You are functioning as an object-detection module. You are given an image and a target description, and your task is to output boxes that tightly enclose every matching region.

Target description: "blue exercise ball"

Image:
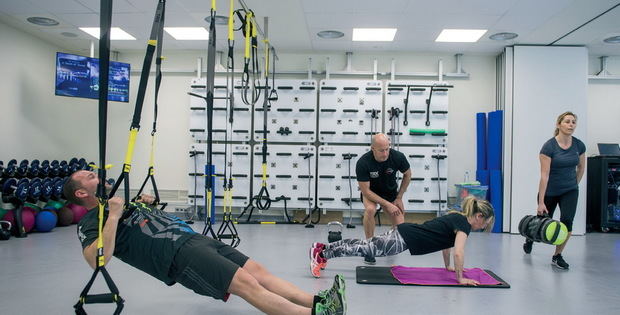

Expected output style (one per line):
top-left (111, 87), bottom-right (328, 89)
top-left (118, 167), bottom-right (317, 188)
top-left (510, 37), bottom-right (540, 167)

top-left (35, 210), bottom-right (57, 232)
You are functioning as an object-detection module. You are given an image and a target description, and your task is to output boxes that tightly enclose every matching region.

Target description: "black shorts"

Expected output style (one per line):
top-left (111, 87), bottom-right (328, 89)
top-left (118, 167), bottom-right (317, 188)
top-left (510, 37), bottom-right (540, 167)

top-left (360, 190), bottom-right (398, 204)
top-left (169, 234), bottom-right (249, 301)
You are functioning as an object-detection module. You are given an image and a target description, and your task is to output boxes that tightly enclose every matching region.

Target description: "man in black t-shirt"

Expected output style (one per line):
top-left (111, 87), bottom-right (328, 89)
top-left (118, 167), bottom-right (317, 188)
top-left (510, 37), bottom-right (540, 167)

top-left (356, 133), bottom-right (411, 242)
top-left (65, 170), bottom-right (345, 315)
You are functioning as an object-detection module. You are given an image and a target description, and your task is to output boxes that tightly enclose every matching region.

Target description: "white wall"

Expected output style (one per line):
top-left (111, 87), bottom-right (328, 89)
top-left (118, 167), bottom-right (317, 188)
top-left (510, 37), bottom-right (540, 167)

top-left (506, 46), bottom-right (588, 235)
top-left (2, 20), bottom-right (618, 209)
top-left (118, 49), bottom-right (497, 193)
top-left (587, 56), bottom-right (620, 152)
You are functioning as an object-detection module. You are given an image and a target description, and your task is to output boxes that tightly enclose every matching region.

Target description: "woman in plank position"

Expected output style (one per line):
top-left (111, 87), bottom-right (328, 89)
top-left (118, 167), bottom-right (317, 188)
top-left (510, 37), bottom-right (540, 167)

top-left (310, 196), bottom-right (494, 286)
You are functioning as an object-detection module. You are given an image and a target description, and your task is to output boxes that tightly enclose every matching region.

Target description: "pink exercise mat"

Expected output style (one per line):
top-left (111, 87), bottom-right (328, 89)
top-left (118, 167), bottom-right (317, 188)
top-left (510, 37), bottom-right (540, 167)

top-left (390, 265), bottom-right (501, 285)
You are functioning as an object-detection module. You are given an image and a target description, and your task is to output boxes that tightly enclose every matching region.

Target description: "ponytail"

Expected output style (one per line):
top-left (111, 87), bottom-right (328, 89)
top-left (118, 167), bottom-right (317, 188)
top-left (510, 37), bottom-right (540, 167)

top-left (450, 196), bottom-right (495, 232)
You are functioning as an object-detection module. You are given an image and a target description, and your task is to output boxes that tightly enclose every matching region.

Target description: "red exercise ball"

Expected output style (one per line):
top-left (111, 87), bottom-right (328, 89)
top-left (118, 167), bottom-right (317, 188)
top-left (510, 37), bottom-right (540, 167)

top-left (2, 208), bottom-right (36, 233)
top-left (57, 206), bottom-right (74, 226)
top-left (67, 204), bottom-right (88, 224)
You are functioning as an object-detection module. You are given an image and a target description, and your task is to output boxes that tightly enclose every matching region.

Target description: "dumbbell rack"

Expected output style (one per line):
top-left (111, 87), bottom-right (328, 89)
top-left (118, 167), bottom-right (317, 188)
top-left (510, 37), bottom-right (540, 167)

top-left (0, 157), bottom-right (93, 237)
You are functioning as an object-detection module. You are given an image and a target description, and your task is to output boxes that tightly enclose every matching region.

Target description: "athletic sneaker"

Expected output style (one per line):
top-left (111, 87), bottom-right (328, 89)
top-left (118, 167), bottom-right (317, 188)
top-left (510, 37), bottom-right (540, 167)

top-left (319, 275), bottom-right (346, 315)
top-left (310, 245), bottom-right (327, 278)
top-left (315, 295), bottom-right (345, 315)
top-left (363, 255), bottom-right (376, 265)
top-left (313, 242), bottom-right (328, 270)
top-left (552, 254), bottom-right (569, 270)
top-left (318, 274), bottom-right (347, 306)
top-left (523, 239), bottom-right (533, 254)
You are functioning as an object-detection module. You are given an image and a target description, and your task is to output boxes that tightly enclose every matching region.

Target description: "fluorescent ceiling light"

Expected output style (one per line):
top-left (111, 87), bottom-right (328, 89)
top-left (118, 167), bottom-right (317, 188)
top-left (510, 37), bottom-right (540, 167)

top-left (79, 27), bottom-right (136, 40)
top-left (436, 29), bottom-right (487, 42)
top-left (352, 28), bottom-right (397, 41)
top-left (164, 27), bottom-right (209, 40)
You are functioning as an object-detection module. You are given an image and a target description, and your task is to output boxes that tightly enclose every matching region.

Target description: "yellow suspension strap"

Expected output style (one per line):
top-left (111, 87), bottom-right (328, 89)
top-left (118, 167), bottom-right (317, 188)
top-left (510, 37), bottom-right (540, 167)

top-left (238, 10), bottom-right (261, 105)
top-left (134, 0), bottom-right (167, 211)
top-left (216, 0), bottom-right (240, 247)
top-left (109, 0), bottom-right (167, 216)
top-left (74, 1), bottom-right (123, 314)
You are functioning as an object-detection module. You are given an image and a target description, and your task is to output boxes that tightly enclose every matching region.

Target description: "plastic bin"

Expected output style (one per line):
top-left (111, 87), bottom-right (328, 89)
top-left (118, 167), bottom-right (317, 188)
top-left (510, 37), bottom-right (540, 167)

top-left (453, 184), bottom-right (488, 210)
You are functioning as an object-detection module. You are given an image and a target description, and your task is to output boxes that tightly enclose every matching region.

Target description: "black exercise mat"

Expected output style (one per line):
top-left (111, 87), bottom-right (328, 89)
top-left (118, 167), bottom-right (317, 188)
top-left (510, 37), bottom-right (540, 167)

top-left (356, 266), bottom-right (510, 288)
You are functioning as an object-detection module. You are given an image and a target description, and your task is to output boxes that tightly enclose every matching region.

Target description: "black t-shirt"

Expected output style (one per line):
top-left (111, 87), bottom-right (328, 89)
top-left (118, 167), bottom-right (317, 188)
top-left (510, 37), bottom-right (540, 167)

top-left (77, 202), bottom-right (196, 285)
top-left (397, 213), bottom-right (471, 255)
top-left (355, 149), bottom-right (410, 198)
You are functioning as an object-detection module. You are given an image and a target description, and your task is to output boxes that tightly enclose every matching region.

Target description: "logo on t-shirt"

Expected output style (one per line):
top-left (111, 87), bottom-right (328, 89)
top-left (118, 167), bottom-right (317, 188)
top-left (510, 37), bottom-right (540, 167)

top-left (77, 225), bottom-right (86, 243)
top-left (370, 171), bottom-right (379, 178)
top-left (385, 168), bottom-right (394, 175)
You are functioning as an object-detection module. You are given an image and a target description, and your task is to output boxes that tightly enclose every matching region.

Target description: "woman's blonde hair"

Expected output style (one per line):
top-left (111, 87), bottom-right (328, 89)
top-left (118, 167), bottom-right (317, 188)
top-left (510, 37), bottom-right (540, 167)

top-left (450, 196), bottom-right (495, 232)
top-left (554, 111), bottom-right (577, 136)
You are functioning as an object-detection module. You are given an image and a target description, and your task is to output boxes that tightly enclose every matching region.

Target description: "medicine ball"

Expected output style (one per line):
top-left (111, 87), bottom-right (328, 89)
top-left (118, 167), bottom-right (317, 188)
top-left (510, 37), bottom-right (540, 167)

top-left (57, 206), bottom-right (74, 226)
top-left (35, 210), bottom-right (57, 232)
top-left (67, 204), bottom-right (88, 224)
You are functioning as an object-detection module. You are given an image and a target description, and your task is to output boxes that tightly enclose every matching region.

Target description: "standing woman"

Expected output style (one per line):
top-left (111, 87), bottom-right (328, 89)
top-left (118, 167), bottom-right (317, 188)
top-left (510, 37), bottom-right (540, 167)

top-left (524, 111), bottom-right (586, 270)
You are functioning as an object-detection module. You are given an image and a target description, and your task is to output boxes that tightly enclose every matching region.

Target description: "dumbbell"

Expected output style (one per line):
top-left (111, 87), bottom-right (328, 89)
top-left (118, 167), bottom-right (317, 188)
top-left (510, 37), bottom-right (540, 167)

top-left (2, 159), bottom-right (17, 178)
top-left (40, 178), bottom-right (54, 201)
top-left (77, 158), bottom-right (88, 170)
top-left (52, 177), bottom-right (66, 200)
top-left (26, 178), bottom-right (42, 202)
top-left (49, 160), bottom-right (60, 176)
top-left (16, 160), bottom-right (29, 178)
top-left (58, 161), bottom-right (69, 176)
top-left (27, 159), bottom-right (40, 178)
top-left (1, 178), bottom-right (30, 202)
top-left (39, 160), bottom-right (50, 177)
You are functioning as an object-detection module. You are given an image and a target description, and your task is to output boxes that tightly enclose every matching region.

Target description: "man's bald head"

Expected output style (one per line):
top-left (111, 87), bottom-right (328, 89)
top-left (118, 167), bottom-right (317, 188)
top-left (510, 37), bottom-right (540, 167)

top-left (370, 133), bottom-right (390, 162)
top-left (371, 133), bottom-right (390, 148)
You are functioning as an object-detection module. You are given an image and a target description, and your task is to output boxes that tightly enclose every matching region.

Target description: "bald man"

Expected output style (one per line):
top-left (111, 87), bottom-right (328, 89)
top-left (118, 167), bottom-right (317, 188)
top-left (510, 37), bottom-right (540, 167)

top-left (356, 133), bottom-right (411, 264)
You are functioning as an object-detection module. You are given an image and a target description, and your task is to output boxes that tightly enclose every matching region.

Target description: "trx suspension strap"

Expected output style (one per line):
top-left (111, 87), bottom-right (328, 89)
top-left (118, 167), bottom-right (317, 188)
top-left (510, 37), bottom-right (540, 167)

top-left (216, 0), bottom-right (240, 247)
top-left (109, 0), bottom-right (167, 215)
top-left (190, 0), bottom-right (218, 238)
top-left (135, 0), bottom-right (167, 210)
top-left (237, 18), bottom-right (292, 224)
top-left (256, 21), bottom-right (272, 211)
top-left (74, 0), bottom-right (124, 313)
top-left (238, 9), bottom-right (261, 105)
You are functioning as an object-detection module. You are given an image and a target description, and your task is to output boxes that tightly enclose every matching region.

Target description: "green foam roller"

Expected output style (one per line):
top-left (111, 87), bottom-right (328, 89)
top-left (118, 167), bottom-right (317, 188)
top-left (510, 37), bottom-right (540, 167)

top-left (409, 128), bottom-right (446, 134)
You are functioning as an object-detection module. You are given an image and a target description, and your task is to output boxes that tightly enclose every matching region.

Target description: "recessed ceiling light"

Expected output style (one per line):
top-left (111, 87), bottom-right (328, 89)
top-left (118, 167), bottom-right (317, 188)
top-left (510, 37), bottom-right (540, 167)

top-left (27, 17), bottom-right (59, 26)
top-left (603, 35), bottom-right (620, 44)
top-left (164, 27), bottom-right (209, 40)
top-left (79, 27), bottom-right (136, 40)
top-left (436, 29), bottom-right (487, 42)
top-left (317, 30), bottom-right (344, 39)
top-left (352, 28), bottom-right (397, 41)
top-left (61, 32), bottom-right (78, 38)
top-left (204, 15), bottom-right (229, 25)
top-left (489, 32), bottom-right (518, 41)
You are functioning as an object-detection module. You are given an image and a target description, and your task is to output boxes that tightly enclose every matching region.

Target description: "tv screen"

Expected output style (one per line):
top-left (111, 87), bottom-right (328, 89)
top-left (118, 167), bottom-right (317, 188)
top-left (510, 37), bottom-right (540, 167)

top-left (55, 52), bottom-right (130, 102)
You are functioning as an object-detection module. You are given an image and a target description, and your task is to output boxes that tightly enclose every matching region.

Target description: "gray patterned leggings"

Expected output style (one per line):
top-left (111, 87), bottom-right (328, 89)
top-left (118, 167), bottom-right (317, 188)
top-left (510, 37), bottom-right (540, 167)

top-left (322, 228), bottom-right (408, 259)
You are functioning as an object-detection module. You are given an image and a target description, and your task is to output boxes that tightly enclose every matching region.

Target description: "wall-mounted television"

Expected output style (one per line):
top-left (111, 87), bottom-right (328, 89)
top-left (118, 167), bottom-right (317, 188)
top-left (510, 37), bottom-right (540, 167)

top-left (55, 52), bottom-right (130, 102)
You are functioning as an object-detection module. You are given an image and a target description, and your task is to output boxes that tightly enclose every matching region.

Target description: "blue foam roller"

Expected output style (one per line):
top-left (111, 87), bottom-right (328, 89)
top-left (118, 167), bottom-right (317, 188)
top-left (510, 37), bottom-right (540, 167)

top-left (489, 170), bottom-right (503, 233)
top-left (476, 170), bottom-right (490, 186)
top-left (476, 113), bottom-right (487, 170)
top-left (487, 110), bottom-right (503, 170)
top-left (205, 164), bottom-right (216, 224)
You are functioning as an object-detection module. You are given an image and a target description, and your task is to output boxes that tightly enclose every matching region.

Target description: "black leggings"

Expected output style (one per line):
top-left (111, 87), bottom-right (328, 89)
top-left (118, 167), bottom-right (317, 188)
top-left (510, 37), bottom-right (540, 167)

top-left (541, 189), bottom-right (579, 232)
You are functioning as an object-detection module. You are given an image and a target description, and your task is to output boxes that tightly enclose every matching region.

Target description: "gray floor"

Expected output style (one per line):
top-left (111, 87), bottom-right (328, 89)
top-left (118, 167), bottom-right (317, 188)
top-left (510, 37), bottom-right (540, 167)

top-left (1, 222), bottom-right (620, 315)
